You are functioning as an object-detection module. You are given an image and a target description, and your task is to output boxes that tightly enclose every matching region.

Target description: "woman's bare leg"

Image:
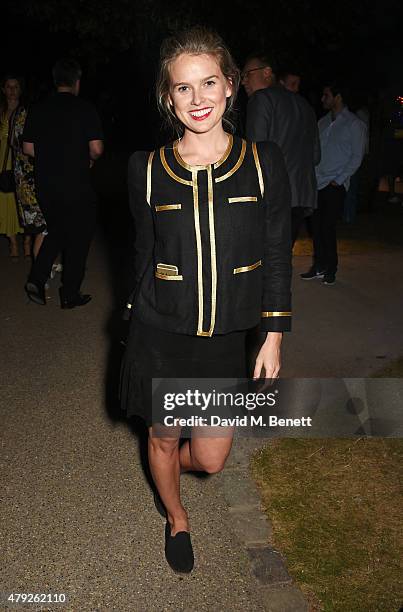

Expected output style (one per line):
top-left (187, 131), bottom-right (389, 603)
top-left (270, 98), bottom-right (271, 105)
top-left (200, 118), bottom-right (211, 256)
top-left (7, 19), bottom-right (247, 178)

top-left (33, 233), bottom-right (45, 259)
top-left (179, 429), bottom-right (234, 474)
top-left (9, 235), bottom-right (18, 257)
top-left (148, 426), bottom-right (189, 535)
top-left (24, 235), bottom-right (32, 257)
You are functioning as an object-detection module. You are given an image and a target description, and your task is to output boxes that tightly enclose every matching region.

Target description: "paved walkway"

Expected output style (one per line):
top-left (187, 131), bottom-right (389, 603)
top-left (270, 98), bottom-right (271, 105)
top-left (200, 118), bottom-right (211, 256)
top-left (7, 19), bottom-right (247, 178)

top-left (1, 206), bottom-right (402, 611)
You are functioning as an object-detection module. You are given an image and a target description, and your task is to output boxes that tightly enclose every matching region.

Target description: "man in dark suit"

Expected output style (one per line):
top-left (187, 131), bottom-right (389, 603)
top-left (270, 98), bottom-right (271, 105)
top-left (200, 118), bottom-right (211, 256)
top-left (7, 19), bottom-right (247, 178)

top-left (279, 70), bottom-right (301, 94)
top-left (243, 53), bottom-right (320, 244)
top-left (23, 59), bottom-right (104, 308)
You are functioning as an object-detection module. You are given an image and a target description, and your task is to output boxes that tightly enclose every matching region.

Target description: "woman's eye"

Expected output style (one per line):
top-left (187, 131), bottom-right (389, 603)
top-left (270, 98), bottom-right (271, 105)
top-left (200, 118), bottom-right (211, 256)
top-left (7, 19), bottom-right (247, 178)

top-left (177, 85), bottom-right (189, 93)
top-left (205, 80), bottom-right (216, 87)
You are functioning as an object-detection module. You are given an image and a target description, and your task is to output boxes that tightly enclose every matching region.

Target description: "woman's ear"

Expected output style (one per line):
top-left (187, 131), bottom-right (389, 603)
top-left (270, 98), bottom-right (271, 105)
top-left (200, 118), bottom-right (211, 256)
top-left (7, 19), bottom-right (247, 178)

top-left (225, 77), bottom-right (233, 99)
top-left (262, 67), bottom-right (273, 83)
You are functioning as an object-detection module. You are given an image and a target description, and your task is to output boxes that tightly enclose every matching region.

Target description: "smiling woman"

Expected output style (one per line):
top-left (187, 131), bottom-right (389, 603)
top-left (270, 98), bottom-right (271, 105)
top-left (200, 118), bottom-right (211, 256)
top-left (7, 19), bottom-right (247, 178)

top-left (156, 27), bottom-right (240, 139)
top-left (167, 53), bottom-right (232, 164)
top-left (120, 26), bottom-right (292, 575)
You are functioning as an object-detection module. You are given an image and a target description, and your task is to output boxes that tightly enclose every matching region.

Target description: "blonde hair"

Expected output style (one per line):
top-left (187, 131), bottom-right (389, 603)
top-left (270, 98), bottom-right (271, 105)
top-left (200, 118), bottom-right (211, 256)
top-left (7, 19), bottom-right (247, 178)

top-left (156, 26), bottom-right (240, 137)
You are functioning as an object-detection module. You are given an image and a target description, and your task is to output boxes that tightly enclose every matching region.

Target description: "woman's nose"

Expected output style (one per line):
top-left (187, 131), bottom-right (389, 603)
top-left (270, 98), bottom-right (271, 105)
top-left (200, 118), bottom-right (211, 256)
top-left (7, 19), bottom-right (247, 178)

top-left (191, 89), bottom-right (202, 106)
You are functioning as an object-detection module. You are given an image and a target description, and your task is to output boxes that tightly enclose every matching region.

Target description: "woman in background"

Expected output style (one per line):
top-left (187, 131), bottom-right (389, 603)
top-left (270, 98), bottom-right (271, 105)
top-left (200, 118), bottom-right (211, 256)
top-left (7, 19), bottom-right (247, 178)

top-left (12, 101), bottom-right (47, 258)
top-left (0, 76), bottom-right (24, 258)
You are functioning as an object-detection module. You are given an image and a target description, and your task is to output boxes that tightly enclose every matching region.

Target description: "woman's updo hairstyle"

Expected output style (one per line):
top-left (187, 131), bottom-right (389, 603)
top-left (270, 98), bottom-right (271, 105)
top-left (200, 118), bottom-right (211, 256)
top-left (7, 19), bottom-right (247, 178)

top-left (156, 26), bottom-right (240, 137)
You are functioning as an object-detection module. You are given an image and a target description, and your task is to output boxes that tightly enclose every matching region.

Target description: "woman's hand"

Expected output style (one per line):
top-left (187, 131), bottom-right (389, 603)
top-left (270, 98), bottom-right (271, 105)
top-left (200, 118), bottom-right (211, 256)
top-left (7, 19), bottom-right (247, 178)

top-left (253, 332), bottom-right (282, 380)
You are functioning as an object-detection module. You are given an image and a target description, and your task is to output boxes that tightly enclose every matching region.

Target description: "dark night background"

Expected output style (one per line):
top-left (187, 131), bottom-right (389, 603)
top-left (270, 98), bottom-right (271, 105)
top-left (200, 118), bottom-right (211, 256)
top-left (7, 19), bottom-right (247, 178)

top-left (2, 0), bottom-right (403, 151)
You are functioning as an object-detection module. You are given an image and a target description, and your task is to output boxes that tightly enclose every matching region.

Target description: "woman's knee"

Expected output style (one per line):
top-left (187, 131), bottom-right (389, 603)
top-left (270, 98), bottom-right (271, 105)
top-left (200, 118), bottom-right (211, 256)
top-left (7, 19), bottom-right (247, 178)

top-left (194, 454), bottom-right (227, 474)
top-left (190, 437), bottom-right (233, 474)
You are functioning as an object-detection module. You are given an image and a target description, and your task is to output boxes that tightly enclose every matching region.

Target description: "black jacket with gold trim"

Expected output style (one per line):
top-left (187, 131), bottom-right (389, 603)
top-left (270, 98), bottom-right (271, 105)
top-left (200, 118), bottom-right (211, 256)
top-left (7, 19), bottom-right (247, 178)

top-left (127, 134), bottom-right (292, 337)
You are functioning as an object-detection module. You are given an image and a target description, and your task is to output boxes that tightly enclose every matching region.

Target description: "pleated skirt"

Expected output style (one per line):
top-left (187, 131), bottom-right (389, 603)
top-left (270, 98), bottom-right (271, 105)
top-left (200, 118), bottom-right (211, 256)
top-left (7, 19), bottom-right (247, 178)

top-left (120, 317), bottom-right (248, 427)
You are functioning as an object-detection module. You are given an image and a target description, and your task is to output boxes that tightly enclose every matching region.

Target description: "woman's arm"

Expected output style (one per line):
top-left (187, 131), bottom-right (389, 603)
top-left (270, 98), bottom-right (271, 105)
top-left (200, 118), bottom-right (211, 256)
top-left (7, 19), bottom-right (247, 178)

top-left (126, 151), bottom-right (155, 314)
top-left (254, 141), bottom-right (292, 378)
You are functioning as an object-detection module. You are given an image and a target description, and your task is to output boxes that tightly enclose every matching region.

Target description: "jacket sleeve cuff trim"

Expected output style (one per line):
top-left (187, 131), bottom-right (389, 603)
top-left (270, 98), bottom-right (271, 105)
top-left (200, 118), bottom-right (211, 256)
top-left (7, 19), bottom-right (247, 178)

top-left (261, 311), bottom-right (292, 317)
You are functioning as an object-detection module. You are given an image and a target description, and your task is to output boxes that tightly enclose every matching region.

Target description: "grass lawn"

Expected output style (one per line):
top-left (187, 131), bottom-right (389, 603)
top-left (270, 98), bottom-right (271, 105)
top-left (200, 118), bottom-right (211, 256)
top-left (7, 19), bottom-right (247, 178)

top-left (251, 438), bottom-right (403, 612)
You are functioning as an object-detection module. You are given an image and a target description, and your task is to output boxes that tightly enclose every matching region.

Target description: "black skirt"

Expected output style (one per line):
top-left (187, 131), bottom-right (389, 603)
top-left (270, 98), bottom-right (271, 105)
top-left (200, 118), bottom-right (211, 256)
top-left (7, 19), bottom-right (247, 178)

top-left (120, 317), bottom-right (248, 427)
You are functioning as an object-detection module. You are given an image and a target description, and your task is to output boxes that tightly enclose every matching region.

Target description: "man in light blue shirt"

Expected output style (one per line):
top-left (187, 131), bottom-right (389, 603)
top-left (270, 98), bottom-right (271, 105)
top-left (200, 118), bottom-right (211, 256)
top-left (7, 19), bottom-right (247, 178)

top-left (301, 82), bottom-right (367, 284)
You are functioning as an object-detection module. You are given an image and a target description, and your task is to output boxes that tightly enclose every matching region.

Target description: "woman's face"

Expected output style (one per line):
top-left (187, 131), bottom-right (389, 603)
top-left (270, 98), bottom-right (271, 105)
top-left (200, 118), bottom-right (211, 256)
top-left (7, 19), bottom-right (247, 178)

top-left (3, 79), bottom-right (21, 103)
top-left (168, 53), bottom-right (232, 134)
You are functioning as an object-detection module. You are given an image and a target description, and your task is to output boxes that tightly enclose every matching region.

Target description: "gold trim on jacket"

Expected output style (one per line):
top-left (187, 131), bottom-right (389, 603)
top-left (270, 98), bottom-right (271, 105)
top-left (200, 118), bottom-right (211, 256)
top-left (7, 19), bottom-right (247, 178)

top-left (146, 151), bottom-right (154, 206)
top-left (206, 165), bottom-right (217, 336)
top-left (233, 260), bottom-right (262, 274)
top-left (228, 196), bottom-right (258, 204)
top-left (173, 134), bottom-right (234, 171)
top-left (160, 147), bottom-right (192, 186)
top-left (215, 139), bottom-right (247, 183)
top-left (140, 137), bottom-right (292, 336)
top-left (155, 204), bottom-right (182, 212)
top-left (155, 263), bottom-right (183, 280)
top-left (191, 169), bottom-right (204, 334)
top-left (252, 142), bottom-right (264, 197)
top-left (155, 272), bottom-right (183, 281)
top-left (161, 137), bottom-right (247, 186)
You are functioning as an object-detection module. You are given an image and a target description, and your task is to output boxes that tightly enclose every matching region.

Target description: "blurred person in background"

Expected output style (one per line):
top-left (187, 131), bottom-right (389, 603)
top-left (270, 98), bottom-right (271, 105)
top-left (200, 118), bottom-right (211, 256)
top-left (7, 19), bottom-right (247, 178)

top-left (242, 53), bottom-right (320, 245)
top-left (23, 58), bottom-right (104, 308)
top-left (11, 91), bottom-right (47, 259)
top-left (301, 82), bottom-right (367, 285)
top-left (0, 75), bottom-right (24, 258)
top-left (279, 69), bottom-right (301, 94)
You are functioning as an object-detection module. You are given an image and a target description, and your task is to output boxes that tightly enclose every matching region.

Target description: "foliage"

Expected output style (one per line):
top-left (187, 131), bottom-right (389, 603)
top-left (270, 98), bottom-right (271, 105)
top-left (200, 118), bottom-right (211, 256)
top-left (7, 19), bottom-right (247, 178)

top-left (6, 0), bottom-right (394, 67)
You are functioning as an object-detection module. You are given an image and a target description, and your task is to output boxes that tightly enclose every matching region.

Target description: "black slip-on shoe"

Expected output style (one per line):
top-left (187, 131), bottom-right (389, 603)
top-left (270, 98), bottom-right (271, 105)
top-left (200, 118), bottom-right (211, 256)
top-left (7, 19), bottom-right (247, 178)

top-left (25, 282), bottom-right (46, 305)
top-left (165, 522), bottom-right (194, 573)
top-left (153, 489), bottom-right (167, 519)
top-left (60, 291), bottom-right (92, 309)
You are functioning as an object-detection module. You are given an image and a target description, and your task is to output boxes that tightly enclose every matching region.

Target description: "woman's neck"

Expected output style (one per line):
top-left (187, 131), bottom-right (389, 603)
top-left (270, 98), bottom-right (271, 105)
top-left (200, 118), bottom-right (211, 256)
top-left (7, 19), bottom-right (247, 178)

top-left (178, 125), bottom-right (230, 166)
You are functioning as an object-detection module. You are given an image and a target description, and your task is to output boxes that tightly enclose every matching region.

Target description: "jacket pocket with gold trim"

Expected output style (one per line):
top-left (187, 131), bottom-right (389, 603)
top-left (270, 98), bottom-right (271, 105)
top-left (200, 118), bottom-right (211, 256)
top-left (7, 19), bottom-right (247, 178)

top-left (155, 204), bottom-right (182, 212)
top-left (227, 194), bottom-right (260, 240)
top-left (231, 258), bottom-right (263, 310)
top-left (155, 262), bottom-right (183, 281)
top-left (154, 261), bottom-right (186, 317)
